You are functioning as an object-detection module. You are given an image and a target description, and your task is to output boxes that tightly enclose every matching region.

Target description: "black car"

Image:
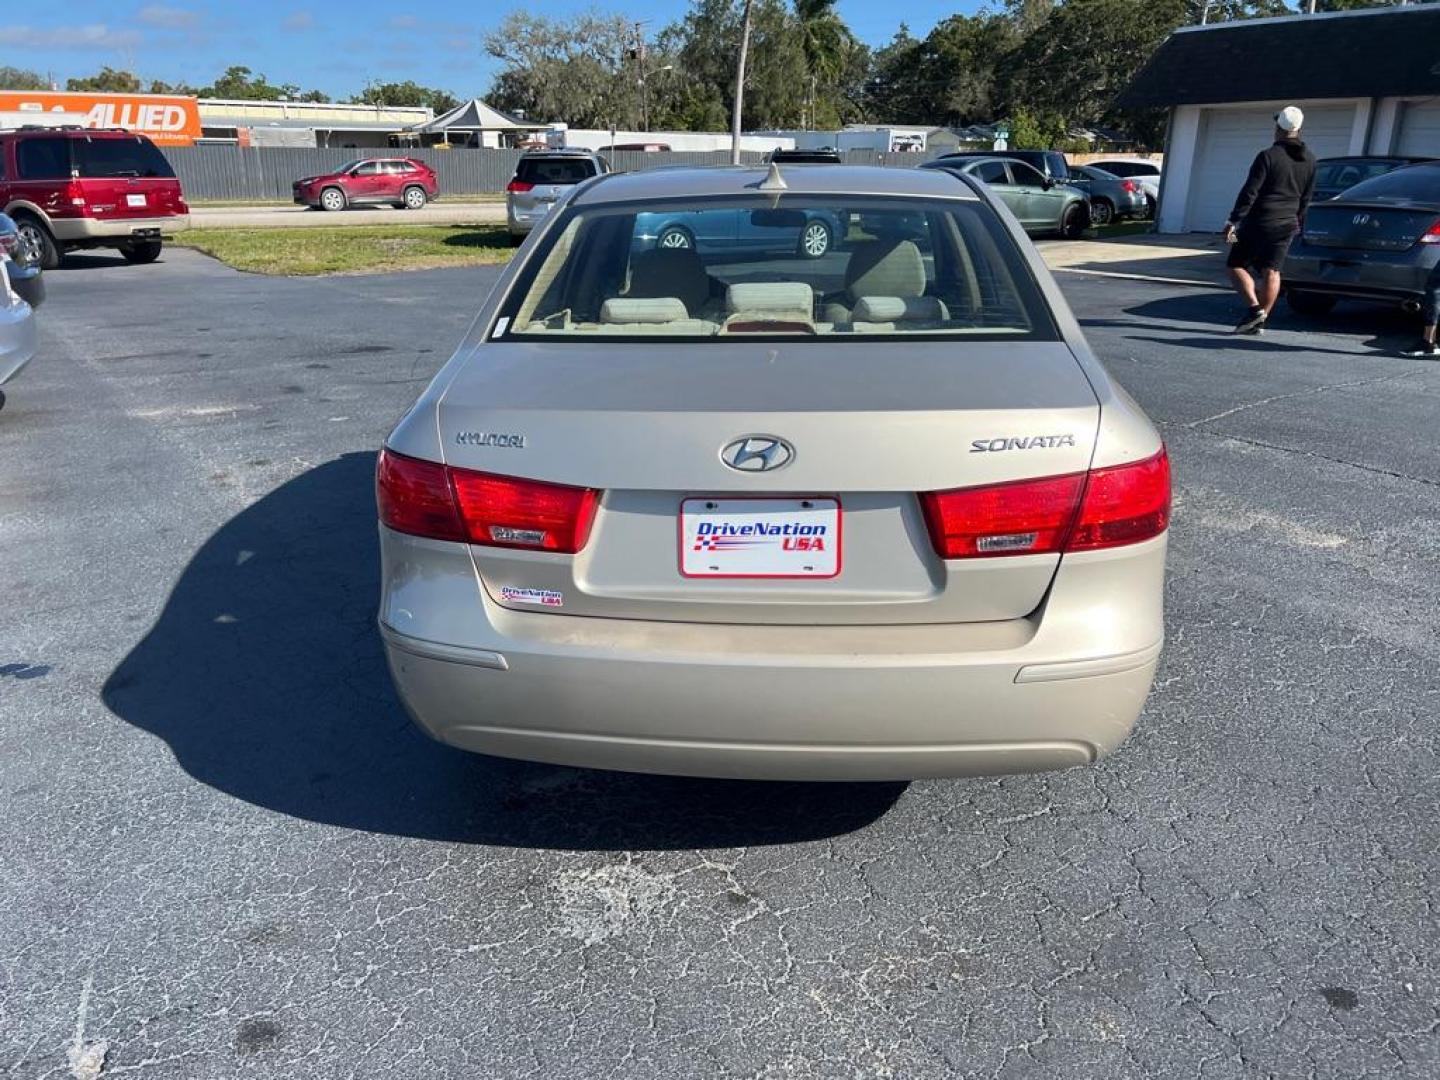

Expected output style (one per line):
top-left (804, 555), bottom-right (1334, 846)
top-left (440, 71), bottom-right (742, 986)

top-left (934, 149), bottom-right (1071, 182)
top-left (768, 148), bottom-right (843, 164)
top-left (1284, 161), bottom-right (1440, 317)
top-left (1313, 155), bottom-right (1436, 202)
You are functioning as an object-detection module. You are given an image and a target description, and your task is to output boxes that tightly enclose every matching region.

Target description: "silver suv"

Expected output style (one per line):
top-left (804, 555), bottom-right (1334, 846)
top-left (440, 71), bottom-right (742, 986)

top-left (505, 150), bottom-right (609, 244)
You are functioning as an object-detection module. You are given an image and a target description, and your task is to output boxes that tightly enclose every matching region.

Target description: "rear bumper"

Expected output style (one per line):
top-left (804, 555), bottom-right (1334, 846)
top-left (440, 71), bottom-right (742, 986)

top-left (1284, 243), bottom-right (1440, 305)
top-left (378, 527), bottom-right (1166, 781)
top-left (50, 214), bottom-right (190, 242)
top-left (506, 203), bottom-right (550, 235)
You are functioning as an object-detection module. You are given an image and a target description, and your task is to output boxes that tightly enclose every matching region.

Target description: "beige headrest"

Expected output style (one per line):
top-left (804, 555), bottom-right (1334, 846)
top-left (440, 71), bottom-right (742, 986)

top-left (600, 297), bottom-right (689, 324)
top-left (845, 241), bottom-right (926, 300)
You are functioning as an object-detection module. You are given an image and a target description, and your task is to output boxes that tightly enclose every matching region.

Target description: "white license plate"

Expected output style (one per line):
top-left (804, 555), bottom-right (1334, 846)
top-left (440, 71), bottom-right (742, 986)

top-left (680, 497), bottom-right (841, 578)
top-left (126, 194), bottom-right (147, 208)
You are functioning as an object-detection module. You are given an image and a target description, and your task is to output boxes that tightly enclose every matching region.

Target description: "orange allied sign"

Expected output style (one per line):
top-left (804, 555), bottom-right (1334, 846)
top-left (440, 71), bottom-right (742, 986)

top-left (0, 90), bottom-right (202, 146)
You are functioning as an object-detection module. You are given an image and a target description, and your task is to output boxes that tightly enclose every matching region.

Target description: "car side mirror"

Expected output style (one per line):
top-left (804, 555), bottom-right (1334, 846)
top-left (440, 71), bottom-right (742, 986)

top-left (1042, 177), bottom-right (1055, 191)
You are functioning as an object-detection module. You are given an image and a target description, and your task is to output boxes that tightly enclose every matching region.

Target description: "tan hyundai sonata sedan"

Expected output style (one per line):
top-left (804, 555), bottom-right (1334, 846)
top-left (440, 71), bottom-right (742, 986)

top-left (377, 164), bottom-right (1169, 781)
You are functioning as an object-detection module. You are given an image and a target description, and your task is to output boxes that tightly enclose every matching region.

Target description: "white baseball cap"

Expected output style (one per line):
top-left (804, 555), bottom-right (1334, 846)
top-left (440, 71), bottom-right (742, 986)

top-left (1274, 106), bottom-right (1305, 133)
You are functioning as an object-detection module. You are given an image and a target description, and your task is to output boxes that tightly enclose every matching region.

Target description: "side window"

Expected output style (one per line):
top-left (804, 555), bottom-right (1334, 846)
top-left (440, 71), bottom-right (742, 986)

top-left (353, 161), bottom-right (381, 176)
top-left (17, 138), bottom-right (71, 180)
top-left (974, 161), bottom-right (1009, 185)
top-left (1010, 162), bottom-right (1047, 188)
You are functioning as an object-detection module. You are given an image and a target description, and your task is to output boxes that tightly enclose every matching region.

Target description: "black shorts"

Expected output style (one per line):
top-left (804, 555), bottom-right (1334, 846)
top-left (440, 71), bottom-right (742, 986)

top-left (1227, 224), bottom-right (1296, 272)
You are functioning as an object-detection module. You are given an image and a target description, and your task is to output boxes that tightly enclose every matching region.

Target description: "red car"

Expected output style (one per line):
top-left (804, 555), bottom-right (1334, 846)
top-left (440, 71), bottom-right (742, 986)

top-left (0, 127), bottom-right (190, 269)
top-left (292, 158), bottom-right (439, 211)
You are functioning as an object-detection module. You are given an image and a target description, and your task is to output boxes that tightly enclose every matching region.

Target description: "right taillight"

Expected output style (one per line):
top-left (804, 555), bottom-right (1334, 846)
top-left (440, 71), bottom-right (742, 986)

top-left (1419, 218), bottom-right (1440, 245)
top-left (920, 448), bottom-right (1170, 560)
top-left (1066, 449), bottom-right (1171, 551)
top-left (506, 180), bottom-right (534, 193)
top-left (376, 448), bottom-right (599, 554)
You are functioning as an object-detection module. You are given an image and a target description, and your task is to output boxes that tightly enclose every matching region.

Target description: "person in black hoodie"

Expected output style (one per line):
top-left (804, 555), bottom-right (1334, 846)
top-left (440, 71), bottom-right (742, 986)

top-left (1222, 106), bottom-right (1317, 335)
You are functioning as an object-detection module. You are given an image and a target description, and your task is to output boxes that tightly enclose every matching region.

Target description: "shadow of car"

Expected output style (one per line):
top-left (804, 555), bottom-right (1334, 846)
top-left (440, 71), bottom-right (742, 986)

top-left (102, 453), bottom-right (906, 850)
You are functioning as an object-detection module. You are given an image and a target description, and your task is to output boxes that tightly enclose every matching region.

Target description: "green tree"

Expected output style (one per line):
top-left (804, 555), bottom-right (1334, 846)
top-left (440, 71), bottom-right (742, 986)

top-left (199, 65), bottom-right (328, 103)
top-left (66, 67), bottom-right (142, 93)
top-left (0, 66), bottom-right (50, 91)
top-left (864, 26), bottom-right (926, 123)
top-left (661, 0), bottom-right (810, 130)
top-left (485, 12), bottom-right (650, 128)
top-left (352, 81), bottom-right (461, 113)
top-left (1001, 0), bottom-right (1188, 140)
top-left (793, 0), bottom-right (862, 125)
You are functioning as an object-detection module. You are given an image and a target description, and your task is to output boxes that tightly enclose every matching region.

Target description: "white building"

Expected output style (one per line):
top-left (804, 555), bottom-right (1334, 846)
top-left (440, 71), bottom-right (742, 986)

top-left (1119, 6), bottom-right (1440, 234)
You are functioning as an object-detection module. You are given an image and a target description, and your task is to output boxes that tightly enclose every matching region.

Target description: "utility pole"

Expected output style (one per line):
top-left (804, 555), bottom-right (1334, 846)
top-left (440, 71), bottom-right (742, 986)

top-left (730, 0), bottom-right (753, 165)
top-left (632, 21), bottom-right (650, 132)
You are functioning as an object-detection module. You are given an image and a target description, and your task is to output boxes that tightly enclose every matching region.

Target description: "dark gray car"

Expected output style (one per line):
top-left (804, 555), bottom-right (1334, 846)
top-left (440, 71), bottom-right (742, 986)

top-left (1284, 162), bottom-right (1440, 317)
top-left (1066, 164), bottom-right (1148, 226)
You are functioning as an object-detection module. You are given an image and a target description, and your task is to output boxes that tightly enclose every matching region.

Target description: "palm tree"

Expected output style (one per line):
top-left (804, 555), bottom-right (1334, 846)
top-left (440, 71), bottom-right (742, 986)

top-left (793, 0), bottom-right (855, 127)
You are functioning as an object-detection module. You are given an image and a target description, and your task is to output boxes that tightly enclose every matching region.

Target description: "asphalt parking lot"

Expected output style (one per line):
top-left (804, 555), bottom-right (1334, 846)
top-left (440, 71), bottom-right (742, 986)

top-left (3, 248), bottom-right (1438, 1079)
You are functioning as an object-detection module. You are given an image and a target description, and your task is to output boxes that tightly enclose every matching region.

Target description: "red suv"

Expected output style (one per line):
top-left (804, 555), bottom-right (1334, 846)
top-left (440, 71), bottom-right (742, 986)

top-left (292, 158), bottom-right (439, 211)
top-left (0, 126), bottom-right (190, 268)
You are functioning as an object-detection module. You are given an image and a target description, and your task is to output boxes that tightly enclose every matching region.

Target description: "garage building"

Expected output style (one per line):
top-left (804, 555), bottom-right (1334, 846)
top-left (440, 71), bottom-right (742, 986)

top-left (1118, 5), bottom-right (1440, 233)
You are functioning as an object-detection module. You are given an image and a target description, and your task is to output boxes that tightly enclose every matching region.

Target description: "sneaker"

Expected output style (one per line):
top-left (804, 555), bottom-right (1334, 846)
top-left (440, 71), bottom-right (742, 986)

top-left (1234, 306), bottom-right (1267, 335)
top-left (1401, 339), bottom-right (1438, 359)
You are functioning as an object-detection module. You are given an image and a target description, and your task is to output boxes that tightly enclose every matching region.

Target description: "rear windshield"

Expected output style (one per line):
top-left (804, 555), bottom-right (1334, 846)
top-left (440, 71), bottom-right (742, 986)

top-left (75, 136), bottom-right (175, 179)
top-left (1096, 162), bottom-right (1159, 178)
top-left (1315, 159), bottom-right (1402, 192)
top-left (497, 196), bottom-right (1054, 341)
top-left (515, 158), bottom-right (597, 185)
top-left (1332, 165), bottom-right (1440, 203)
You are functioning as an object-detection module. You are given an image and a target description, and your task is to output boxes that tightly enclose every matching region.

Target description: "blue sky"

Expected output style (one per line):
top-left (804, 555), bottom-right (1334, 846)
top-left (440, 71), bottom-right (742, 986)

top-left (0, 1), bottom-right (983, 100)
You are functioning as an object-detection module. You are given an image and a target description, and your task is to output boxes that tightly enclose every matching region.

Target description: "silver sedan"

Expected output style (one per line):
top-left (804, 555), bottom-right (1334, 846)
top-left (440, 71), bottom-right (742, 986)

top-left (0, 213), bottom-right (42, 409)
top-left (378, 165), bottom-right (1169, 781)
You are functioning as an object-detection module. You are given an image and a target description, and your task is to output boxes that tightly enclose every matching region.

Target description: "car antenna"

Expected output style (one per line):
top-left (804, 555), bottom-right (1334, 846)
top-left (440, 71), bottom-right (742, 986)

top-left (758, 162), bottom-right (787, 191)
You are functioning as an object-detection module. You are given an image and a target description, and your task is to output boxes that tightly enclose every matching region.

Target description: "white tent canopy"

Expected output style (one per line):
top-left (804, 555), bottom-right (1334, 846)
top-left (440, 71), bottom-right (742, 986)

top-left (408, 99), bottom-right (544, 135)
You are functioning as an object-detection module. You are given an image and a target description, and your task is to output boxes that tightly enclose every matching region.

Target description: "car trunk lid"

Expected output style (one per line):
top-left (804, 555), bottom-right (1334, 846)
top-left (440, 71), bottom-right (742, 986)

top-left (1302, 201), bottom-right (1440, 252)
top-left (436, 340), bottom-right (1101, 625)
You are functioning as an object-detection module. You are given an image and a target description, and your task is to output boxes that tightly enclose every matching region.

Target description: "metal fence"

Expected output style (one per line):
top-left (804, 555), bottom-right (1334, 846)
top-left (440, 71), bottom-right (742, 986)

top-left (158, 145), bottom-right (955, 202)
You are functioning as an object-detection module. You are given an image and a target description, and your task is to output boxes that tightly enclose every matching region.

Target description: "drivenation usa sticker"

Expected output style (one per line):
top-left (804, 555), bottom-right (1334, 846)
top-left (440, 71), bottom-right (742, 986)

top-left (500, 586), bottom-right (564, 608)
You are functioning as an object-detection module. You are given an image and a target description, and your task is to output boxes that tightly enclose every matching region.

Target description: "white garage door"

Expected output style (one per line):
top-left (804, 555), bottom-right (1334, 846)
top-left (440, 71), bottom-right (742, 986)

top-left (1396, 100), bottom-right (1440, 156)
top-left (1183, 105), bottom-right (1355, 232)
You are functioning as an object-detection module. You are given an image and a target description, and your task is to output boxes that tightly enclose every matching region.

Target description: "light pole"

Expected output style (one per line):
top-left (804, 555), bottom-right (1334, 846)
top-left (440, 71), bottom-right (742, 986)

top-left (730, 0), bottom-right (754, 165)
top-left (640, 65), bottom-right (673, 132)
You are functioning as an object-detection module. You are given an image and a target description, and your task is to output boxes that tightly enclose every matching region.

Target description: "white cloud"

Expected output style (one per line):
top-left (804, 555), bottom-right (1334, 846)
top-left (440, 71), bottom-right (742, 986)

top-left (283, 11), bottom-right (314, 30)
top-left (0, 24), bottom-right (143, 49)
top-left (136, 5), bottom-right (198, 29)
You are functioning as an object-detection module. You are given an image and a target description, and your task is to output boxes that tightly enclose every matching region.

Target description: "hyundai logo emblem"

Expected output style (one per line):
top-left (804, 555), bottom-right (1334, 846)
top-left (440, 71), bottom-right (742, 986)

top-left (721, 435), bottom-right (795, 472)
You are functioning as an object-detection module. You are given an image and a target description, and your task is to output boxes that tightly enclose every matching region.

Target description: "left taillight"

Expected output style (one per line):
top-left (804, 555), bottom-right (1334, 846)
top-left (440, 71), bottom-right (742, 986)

top-left (919, 449), bottom-right (1170, 560)
top-left (1122, 179), bottom-right (1140, 194)
top-left (377, 449), bottom-right (466, 542)
top-left (377, 448), bottom-right (599, 554)
top-left (1418, 218), bottom-right (1440, 245)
